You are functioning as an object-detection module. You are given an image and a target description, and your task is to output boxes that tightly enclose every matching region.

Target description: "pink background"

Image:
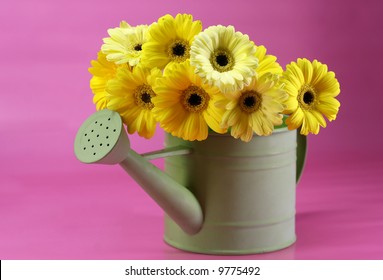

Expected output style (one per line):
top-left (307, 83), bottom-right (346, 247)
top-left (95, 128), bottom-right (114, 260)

top-left (1, 0), bottom-right (383, 259)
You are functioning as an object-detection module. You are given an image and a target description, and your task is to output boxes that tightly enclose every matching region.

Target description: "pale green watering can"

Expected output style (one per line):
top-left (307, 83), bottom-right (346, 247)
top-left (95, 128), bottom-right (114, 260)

top-left (74, 109), bottom-right (307, 254)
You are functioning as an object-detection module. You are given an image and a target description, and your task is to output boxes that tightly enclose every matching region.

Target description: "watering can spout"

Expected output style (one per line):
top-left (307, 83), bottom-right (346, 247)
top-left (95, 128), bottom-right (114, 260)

top-left (120, 149), bottom-right (203, 235)
top-left (74, 109), bottom-right (203, 235)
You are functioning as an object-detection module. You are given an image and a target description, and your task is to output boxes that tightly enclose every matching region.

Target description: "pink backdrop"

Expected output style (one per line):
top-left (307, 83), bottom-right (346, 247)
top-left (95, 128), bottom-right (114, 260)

top-left (1, 0), bottom-right (382, 259)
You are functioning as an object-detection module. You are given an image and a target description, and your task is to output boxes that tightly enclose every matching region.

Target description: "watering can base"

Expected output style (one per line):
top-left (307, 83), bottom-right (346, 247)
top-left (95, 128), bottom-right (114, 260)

top-left (163, 214), bottom-right (296, 255)
top-left (163, 236), bottom-right (296, 255)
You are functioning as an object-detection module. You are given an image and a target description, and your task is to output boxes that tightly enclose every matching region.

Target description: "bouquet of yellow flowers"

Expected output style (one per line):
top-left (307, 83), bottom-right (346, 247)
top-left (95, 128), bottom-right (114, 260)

top-left (89, 13), bottom-right (340, 142)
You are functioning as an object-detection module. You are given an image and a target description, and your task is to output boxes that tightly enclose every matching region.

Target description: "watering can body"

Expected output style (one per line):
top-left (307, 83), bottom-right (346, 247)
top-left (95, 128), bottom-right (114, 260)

top-left (74, 109), bottom-right (306, 255)
top-left (163, 128), bottom-right (298, 254)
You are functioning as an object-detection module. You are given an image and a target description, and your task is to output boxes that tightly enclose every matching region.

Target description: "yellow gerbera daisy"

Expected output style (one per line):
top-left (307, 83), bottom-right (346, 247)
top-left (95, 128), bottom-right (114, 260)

top-left (282, 58), bottom-right (341, 135)
top-left (255, 45), bottom-right (283, 78)
top-left (140, 14), bottom-right (202, 70)
top-left (220, 74), bottom-right (287, 142)
top-left (152, 60), bottom-right (227, 141)
top-left (106, 64), bottom-right (161, 139)
top-left (190, 25), bottom-right (258, 94)
top-left (89, 51), bottom-right (125, 110)
top-left (102, 21), bottom-right (148, 66)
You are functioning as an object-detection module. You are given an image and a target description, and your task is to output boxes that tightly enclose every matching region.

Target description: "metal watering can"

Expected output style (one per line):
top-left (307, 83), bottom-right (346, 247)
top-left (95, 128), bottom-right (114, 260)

top-left (74, 109), bottom-right (307, 254)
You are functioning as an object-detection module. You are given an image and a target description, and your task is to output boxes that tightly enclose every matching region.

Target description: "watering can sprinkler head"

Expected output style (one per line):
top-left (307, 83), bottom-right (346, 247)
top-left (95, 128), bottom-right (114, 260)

top-left (74, 109), bottom-right (130, 165)
top-left (74, 109), bottom-right (203, 235)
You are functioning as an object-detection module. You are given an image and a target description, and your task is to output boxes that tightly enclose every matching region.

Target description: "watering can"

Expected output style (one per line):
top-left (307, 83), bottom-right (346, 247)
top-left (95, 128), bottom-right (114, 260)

top-left (74, 109), bottom-right (307, 254)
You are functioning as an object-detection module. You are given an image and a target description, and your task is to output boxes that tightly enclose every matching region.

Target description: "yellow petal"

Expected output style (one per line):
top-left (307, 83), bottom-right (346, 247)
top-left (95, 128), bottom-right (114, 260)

top-left (204, 110), bottom-right (226, 134)
top-left (286, 107), bottom-right (304, 130)
top-left (316, 98), bottom-right (340, 121)
top-left (297, 58), bottom-right (313, 83)
top-left (240, 126), bottom-right (254, 142)
top-left (282, 96), bottom-right (298, 114)
top-left (302, 111), bottom-right (320, 135)
top-left (286, 62), bottom-right (304, 88)
top-left (310, 110), bottom-right (327, 128)
top-left (315, 71), bottom-right (340, 96)
top-left (310, 60), bottom-right (328, 85)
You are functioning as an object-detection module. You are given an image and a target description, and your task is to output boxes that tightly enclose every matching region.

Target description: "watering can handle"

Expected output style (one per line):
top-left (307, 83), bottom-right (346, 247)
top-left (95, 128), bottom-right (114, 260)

top-left (296, 131), bottom-right (307, 184)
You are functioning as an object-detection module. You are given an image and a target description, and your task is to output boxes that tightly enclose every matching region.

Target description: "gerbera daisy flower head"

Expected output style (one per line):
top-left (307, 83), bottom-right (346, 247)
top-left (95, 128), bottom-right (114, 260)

top-left (89, 51), bottom-right (126, 110)
top-left (101, 21), bottom-right (149, 66)
top-left (254, 45), bottom-right (283, 78)
top-left (140, 14), bottom-right (202, 70)
top-left (106, 64), bottom-right (162, 139)
top-left (282, 58), bottom-right (341, 135)
top-left (152, 60), bottom-right (227, 141)
top-left (220, 74), bottom-right (287, 142)
top-left (190, 25), bottom-right (258, 95)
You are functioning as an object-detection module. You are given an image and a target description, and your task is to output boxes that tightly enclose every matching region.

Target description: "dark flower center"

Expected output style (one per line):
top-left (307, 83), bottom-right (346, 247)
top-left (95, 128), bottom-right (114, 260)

top-left (141, 92), bottom-right (152, 104)
top-left (168, 39), bottom-right (190, 62)
top-left (216, 54), bottom-right (229, 67)
top-left (244, 96), bottom-right (256, 108)
top-left (303, 91), bottom-right (314, 105)
top-left (298, 85), bottom-right (317, 110)
top-left (188, 93), bottom-right (202, 107)
top-left (211, 49), bottom-right (234, 72)
top-left (182, 85), bottom-right (209, 113)
top-left (172, 43), bottom-right (186, 57)
top-left (134, 44), bottom-right (142, 51)
top-left (135, 85), bottom-right (155, 110)
top-left (239, 91), bottom-right (262, 113)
